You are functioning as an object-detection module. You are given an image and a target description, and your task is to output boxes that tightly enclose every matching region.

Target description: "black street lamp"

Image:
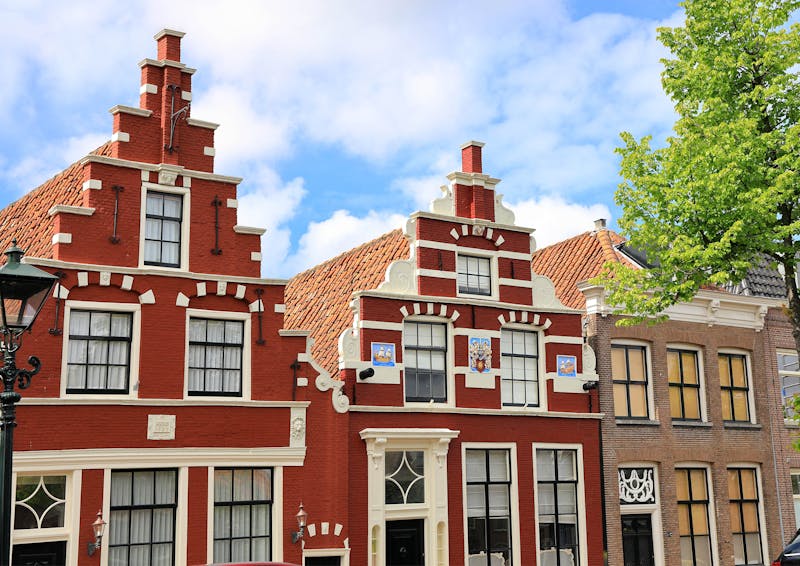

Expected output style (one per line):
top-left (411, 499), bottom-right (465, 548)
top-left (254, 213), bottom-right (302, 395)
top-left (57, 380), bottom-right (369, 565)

top-left (0, 240), bottom-right (57, 563)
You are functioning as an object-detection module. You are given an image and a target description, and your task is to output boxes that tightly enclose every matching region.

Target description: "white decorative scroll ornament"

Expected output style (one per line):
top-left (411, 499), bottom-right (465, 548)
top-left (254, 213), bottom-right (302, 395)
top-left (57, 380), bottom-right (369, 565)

top-left (531, 275), bottom-right (567, 309)
top-left (430, 185), bottom-right (454, 215)
top-left (338, 328), bottom-right (359, 364)
top-left (618, 468), bottom-right (655, 504)
top-left (379, 259), bottom-right (417, 294)
top-left (494, 193), bottom-right (515, 225)
top-left (582, 343), bottom-right (597, 375)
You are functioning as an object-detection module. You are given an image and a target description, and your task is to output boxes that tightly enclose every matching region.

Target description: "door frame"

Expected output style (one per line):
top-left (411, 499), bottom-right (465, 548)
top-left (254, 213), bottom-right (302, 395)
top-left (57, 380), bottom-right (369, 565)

top-left (618, 464), bottom-right (665, 566)
top-left (303, 547), bottom-right (350, 566)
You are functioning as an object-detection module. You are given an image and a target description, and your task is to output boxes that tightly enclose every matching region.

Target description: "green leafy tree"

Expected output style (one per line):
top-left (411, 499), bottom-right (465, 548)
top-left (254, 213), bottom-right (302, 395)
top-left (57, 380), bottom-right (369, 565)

top-left (604, 0), bottom-right (800, 354)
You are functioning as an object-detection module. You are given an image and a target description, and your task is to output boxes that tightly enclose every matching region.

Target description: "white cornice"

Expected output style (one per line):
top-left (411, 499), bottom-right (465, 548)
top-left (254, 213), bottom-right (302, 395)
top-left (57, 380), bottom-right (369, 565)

top-left (23, 257), bottom-right (288, 286)
top-left (137, 58), bottom-right (196, 74)
top-left (359, 428), bottom-right (460, 441)
top-left (352, 289), bottom-right (581, 314)
top-left (187, 117), bottom-right (219, 130)
top-left (109, 105), bottom-right (152, 118)
top-left (578, 281), bottom-right (783, 330)
top-left (14, 446), bottom-right (306, 472)
top-left (234, 225), bottom-right (267, 236)
top-left (352, 406), bottom-right (603, 419)
top-left (48, 205), bottom-right (95, 217)
top-left (80, 155), bottom-right (243, 184)
top-left (20, 398), bottom-right (309, 408)
top-left (410, 211), bottom-right (533, 234)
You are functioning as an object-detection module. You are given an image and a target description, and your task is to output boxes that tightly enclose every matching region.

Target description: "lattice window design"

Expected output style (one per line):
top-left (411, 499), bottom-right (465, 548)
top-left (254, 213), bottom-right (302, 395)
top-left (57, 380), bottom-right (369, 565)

top-left (385, 451), bottom-right (425, 505)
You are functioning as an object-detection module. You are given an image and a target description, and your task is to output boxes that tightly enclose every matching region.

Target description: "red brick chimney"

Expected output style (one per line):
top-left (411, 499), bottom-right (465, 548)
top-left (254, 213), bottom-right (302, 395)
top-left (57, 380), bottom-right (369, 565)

top-left (451, 141), bottom-right (496, 222)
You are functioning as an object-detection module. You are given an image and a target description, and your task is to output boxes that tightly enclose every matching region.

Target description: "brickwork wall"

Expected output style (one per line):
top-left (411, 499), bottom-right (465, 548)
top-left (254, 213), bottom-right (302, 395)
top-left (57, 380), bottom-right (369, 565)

top-left (590, 313), bottom-right (790, 566)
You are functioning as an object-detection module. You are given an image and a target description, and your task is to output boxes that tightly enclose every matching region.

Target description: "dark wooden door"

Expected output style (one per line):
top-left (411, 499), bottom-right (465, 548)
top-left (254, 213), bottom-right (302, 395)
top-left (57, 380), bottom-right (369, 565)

top-left (386, 518), bottom-right (425, 566)
top-left (622, 514), bottom-right (655, 566)
top-left (12, 541), bottom-right (67, 566)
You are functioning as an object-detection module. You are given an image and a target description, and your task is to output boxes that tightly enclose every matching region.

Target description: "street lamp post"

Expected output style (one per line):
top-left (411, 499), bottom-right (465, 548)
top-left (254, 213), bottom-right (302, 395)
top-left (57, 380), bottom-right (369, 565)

top-left (0, 240), bottom-right (57, 564)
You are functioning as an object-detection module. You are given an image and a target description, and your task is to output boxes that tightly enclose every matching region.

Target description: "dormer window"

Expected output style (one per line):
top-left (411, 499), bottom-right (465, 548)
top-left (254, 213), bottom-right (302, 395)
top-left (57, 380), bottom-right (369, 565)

top-left (457, 255), bottom-right (491, 296)
top-left (144, 191), bottom-right (182, 267)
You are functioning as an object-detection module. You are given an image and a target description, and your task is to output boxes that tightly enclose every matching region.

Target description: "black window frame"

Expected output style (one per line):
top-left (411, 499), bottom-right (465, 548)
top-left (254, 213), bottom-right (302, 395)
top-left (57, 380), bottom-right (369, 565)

top-left (65, 309), bottom-right (133, 395)
top-left (677, 467), bottom-right (713, 566)
top-left (611, 344), bottom-right (650, 419)
top-left (500, 329), bottom-right (540, 407)
top-left (536, 448), bottom-right (580, 566)
top-left (213, 467), bottom-right (274, 563)
top-left (719, 352), bottom-right (751, 422)
top-left (144, 191), bottom-right (183, 268)
top-left (187, 317), bottom-right (245, 397)
top-left (466, 449), bottom-right (513, 566)
top-left (403, 321), bottom-right (447, 403)
top-left (457, 254), bottom-right (492, 296)
top-left (728, 467), bottom-right (763, 566)
top-left (109, 469), bottom-right (178, 566)
top-left (667, 348), bottom-right (702, 421)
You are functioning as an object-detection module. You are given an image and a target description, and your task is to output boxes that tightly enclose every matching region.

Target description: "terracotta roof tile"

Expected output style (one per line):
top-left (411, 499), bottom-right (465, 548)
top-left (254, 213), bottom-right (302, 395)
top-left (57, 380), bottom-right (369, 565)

top-left (0, 143), bottom-right (112, 258)
top-left (284, 229), bottom-right (408, 376)
top-left (531, 228), bottom-right (630, 310)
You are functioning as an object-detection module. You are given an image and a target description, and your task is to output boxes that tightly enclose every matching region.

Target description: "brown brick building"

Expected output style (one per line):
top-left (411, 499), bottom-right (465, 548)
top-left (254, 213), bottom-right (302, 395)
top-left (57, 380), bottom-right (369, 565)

top-left (532, 221), bottom-right (793, 566)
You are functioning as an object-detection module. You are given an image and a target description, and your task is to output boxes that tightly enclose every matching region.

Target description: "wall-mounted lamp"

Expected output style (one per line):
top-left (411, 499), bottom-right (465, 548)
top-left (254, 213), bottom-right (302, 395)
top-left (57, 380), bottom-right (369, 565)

top-left (582, 381), bottom-right (598, 391)
top-left (291, 503), bottom-right (308, 543)
top-left (87, 510), bottom-right (107, 556)
top-left (358, 367), bottom-right (375, 380)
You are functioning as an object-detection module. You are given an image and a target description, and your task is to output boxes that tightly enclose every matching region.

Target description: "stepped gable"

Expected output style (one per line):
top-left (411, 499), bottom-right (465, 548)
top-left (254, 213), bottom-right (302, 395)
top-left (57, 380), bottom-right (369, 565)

top-left (284, 229), bottom-right (408, 376)
top-left (0, 142), bottom-right (112, 258)
top-left (531, 224), bottom-right (629, 309)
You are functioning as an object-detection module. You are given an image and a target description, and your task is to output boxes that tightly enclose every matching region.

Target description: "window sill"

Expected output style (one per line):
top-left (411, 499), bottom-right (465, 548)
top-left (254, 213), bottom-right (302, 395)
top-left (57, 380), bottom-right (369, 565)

top-left (615, 418), bottom-right (660, 427)
top-left (723, 421), bottom-right (762, 430)
top-left (673, 421), bottom-right (712, 428)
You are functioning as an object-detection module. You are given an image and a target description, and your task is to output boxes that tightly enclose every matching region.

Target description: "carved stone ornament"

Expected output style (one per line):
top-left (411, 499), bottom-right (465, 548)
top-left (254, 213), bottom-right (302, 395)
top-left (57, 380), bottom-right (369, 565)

top-left (290, 417), bottom-right (306, 442)
top-left (158, 169), bottom-right (179, 186)
top-left (619, 467), bottom-right (655, 505)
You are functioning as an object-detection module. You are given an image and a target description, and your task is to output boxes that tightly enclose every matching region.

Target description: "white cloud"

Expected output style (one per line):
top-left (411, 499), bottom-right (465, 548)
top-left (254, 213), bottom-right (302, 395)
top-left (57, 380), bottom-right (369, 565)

top-left (235, 166), bottom-right (307, 277)
top-left (510, 195), bottom-right (612, 249)
top-left (280, 210), bottom-right (406, 277)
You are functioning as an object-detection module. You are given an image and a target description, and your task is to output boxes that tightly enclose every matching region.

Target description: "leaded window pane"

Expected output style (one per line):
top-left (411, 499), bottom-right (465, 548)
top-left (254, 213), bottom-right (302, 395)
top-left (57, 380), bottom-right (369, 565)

top-left (67, 310), bottom-right (132, 394)
top-left (188, 318), bottom-right (244, 397)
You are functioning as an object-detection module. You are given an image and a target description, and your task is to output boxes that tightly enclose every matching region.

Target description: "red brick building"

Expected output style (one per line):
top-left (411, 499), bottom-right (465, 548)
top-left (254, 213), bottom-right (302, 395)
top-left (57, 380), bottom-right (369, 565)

top-left (532, 221), bottom-right (792, 566)
top-left (285, 142), bottom-right (605, 566)
top-left (1, 30), bottom-right (332, 566)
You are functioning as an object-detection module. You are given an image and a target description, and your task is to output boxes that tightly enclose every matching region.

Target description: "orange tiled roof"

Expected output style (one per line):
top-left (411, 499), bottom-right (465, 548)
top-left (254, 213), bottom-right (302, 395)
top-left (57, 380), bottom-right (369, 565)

top-left (0, 143), bottom-right (112, 258)
top-left (531, 228), bottom-right (630, 310)
top-left (284, 229), bottom-right (408, 376)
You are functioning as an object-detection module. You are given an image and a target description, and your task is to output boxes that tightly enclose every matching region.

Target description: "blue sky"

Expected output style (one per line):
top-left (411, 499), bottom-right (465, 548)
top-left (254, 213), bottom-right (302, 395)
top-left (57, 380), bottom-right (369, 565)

top-left (0, 0), bottom-right (682, 278)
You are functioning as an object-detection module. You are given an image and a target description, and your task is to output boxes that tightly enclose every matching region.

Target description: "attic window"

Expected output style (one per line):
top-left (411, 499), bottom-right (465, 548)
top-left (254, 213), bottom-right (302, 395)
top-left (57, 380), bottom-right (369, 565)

top-left (144, 191), bottom-right (182, 267)
top-left (457, 255), bottom-right (491, 296)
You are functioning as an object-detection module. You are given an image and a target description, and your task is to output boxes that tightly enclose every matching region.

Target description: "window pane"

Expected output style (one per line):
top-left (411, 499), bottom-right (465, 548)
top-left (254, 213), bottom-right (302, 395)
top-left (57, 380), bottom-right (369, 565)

top-left (667, 351), bottom-right (680, 383)
top-left (629, 384), bottom-right (648, 417)
top-left (683, 352), bottom-right (698, 384)
top-left (683, 388), bottom-right (700, 419)
top-left (628, 348), bottom-right (645, 381)
top-left (613, 383), bottom-right (629, 417)
top-left (719, 356), bottom-right (731, 386)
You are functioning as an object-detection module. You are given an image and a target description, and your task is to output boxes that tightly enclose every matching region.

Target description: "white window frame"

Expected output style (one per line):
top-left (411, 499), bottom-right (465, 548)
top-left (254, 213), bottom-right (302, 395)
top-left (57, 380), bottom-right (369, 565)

top-left (777, 350), bottom-right (800, 420)
top-left (206, 466), bottom-right (278, 564)
top-left (402, 317), bottom-right (455, 407)
top-left (139, 183), bottom-right (191, 271)
top-left (727, 463), bottom-right (769, 566)
top-left (674, 462), bottom-right (719, 566)
top-left (532, 442), bottom-right (588, 566)
top-left (500, 324), bottom-right (546, 411)
top-left (102, 465), bottom-right (189, 566)
top-left (184, 308), bottom-right (251, 400)
top-left (717, 348), bottom-right (756, 424)
top-left (461, 442), bottom-right (520, 566)
top-left (456, 252), bottom-right (498, 300)
top-left (361, 428), bottom-right (458, 566)
top-left (617, 463), bottom-right (665, 566)
top-left (666, 343), bottom-right (707, 422)
top-left (60, 301), bottom-right (141, 399)
top-left (11, 470), bottom-right (80, 565)
top-left (610, 339), bottom-right (656, 421)
top-left (791, 469), bottom-right (800, 530)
